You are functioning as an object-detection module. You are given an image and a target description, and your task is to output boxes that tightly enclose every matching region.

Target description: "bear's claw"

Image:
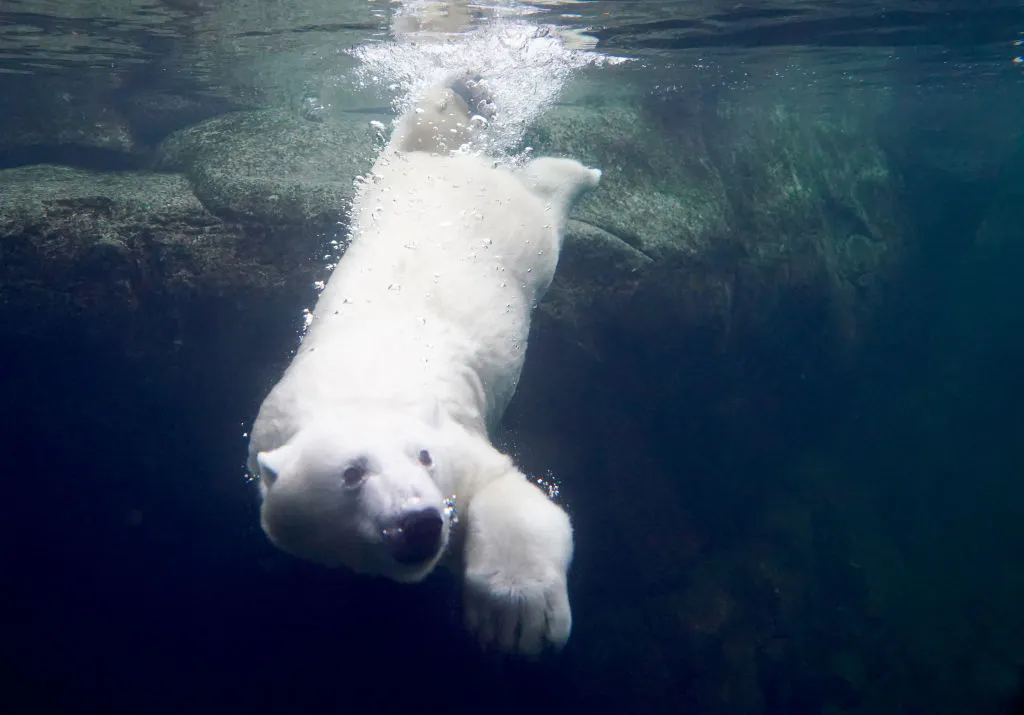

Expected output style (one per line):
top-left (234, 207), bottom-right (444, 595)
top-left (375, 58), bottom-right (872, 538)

top-left (463, 566), bottom-right (571, 656)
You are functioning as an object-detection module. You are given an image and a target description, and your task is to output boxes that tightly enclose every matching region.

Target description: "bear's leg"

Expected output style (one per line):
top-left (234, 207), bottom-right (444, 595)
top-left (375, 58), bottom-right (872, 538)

top-left (389, 75), bottom-right (494, 155)
top-left (461, 471), bottom-right (573, 655)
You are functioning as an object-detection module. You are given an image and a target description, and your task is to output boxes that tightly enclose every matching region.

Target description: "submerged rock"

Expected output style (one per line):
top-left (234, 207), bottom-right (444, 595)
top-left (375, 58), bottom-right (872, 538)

top-left (157, 109), bottom-right (380, 225)
top-left (0, 76), bottom-right (138, 168)
top-left (520, 89), bottom-right (906, 456)
top-left (0, 164), bottom-right (322, 364)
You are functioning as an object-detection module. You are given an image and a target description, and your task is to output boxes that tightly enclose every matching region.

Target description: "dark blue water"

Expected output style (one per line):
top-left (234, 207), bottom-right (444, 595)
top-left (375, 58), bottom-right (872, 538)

top-left (2, 1), bottom-right (1024, 713)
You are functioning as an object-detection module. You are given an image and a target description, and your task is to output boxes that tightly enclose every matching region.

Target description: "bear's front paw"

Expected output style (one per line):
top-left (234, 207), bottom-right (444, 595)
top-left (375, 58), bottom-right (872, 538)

top-left (461, 474), bottom-right (573, 656)
top-left (463, 558), bottom-right (571, 656)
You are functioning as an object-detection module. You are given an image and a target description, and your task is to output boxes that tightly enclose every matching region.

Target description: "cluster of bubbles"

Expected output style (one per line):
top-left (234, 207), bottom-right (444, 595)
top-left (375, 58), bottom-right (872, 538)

top-left (443, 494), bottom-right (460, 525)
top-left (240, 426), bottom-right (258, 483)
top-left (350, 0), bottom-right (626, 159)
top-left (533, 470), bottom-right (562, 500)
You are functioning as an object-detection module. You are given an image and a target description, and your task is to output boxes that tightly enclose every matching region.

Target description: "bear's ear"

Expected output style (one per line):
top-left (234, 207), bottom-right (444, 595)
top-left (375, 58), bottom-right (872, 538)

top-left (257, 446), bottom-right (291, 483)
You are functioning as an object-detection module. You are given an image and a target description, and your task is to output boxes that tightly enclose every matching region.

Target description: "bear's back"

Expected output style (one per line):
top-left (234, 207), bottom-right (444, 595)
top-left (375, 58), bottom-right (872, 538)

top-left (280, 152), bottom-right (556, 439)
top-left (330, 152), bottom-right (561, 314)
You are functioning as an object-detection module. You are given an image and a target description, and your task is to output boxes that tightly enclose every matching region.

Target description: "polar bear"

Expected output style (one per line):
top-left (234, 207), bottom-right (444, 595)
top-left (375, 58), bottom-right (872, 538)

top-left (247, 77), bottom-right (600, 655)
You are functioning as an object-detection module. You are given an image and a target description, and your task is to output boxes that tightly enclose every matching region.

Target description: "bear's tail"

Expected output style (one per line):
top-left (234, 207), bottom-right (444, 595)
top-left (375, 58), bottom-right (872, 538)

top-left (389, 74), bottom-right (495, 155)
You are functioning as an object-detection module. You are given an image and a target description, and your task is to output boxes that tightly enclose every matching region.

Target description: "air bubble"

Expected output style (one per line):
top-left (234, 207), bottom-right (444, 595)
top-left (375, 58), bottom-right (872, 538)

top-left (443, 495), bottom-right (459, 525)
top-left (534, 472), bottom-right (562, 500)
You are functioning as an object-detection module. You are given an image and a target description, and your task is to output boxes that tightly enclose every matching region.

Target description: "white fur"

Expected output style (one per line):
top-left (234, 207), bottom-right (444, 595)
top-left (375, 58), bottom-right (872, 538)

top-left (248, 80), bottom-right (600, 654)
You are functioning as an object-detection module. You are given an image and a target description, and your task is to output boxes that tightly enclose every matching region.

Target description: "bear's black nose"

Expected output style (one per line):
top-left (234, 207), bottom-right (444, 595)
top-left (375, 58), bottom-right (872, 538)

top-left (387, 508), bottom-right (443, 564)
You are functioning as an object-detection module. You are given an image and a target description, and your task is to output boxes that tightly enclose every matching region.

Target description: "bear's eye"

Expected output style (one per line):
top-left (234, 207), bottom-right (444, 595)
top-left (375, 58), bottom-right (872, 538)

top-left (341, 465), bottom-right (366, 487)
top-left (418, 449), bottom-right (433, 467)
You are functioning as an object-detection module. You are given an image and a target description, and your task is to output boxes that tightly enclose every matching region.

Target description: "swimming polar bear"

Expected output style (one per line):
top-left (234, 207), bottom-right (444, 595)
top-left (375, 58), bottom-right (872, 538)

top-left (248, 77), bottom-right (600, 655)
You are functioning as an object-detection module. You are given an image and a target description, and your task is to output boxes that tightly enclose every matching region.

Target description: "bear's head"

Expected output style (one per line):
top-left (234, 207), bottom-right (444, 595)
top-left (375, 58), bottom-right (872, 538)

top-left (255, 409), bottom-right (452, 583)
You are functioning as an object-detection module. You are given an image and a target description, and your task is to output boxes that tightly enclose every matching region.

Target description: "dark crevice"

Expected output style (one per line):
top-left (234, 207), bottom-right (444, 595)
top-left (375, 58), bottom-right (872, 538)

top-left (0, 145), bottom-right (149, 171)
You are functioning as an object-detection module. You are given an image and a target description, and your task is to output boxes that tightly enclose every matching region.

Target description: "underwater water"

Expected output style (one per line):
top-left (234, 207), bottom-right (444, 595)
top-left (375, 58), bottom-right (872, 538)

top-left (2, 0), bottom-right (1024, 713)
